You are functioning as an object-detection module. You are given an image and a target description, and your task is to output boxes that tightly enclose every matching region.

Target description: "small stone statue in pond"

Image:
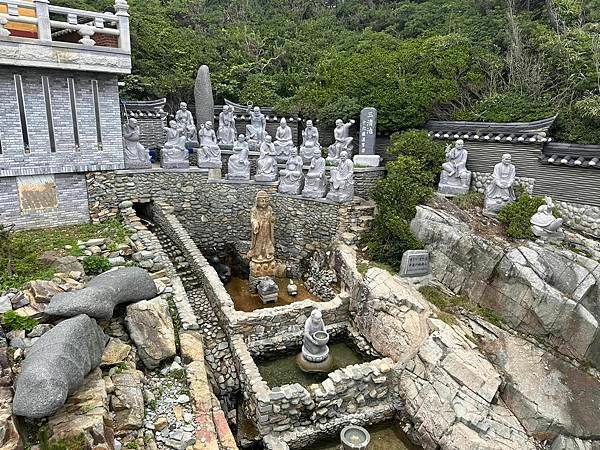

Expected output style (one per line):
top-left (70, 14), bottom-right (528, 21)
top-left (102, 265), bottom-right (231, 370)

top-left (161, 120), bottom-right (189, 169)
top-left (227, 134), bottom-right (250, 181)
top-left (326, 151), bottom-right (354, 203)
top-left (197, 121), bottom-right (222, 169)
top-left (484, 153), bottom-right (516, 216)
top-left (438, 139), bottom-right (471, 196)
top-left (218, 105), bottom-right (236, 145)
top-left (531, 196), bottom-right (564, 242)
top-left (326, 119), bottom-right (355, 165)
top-left (122, 118), bottom-right (151, 169)
top-left (246, 106), bottom-right (267, 149)
top-left (278, 148), bottom-right (305, 195)
top-left (300, 120), bottom-right (321, 164)
top-left (302, 147), bottom-right (327, 199)
top-left (175, 102), bottom-right (198, 146)
top-left (248, 190), bottom-right (275, 264)
top-left (274, 118), bottom-right (294, 162)
top-left (255, 136), bottom-right (278, 182)
top-left (297, 309), bottom-right (332, 373)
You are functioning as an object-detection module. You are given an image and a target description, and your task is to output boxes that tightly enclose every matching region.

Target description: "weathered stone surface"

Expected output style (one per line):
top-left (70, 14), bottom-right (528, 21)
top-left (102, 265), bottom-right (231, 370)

top-left (551, 435), bottom-right (600, 450)
top-left (0, 386), bottom-right (22, 450)
top-left (48, 368), bottom-right (114, 449)
top-left (125, 298), bottom-right (176, 369)
top-left (13, 314), bottom-right (107, 418)
top-left (101, 338), bottom-right (131, 366)
top-left (111, 368), bottom-right (144, 434)
top-left (46, 268), bottom-right (158, 320)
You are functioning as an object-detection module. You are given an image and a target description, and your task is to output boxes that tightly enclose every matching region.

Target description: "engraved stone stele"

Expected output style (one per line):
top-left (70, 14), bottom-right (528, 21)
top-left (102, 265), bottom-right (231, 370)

top-left (299, 120), bottom-right (321, 164)
top-left (326, 151), bottom-right (354, 203)
top-left (399, 250), bottom-right (430, 277)
top-left (248, 191), bottom-right (277, 288)
top-left (274, 118), bottom-right (295, 162)
top-left (197, 121), bottom-right (222, 169)
top-left (194, 65), bottom-right (215, 128)
top-left (255, 136), bottom-right (278, 182)
top-left (327, 119), bottom-right (355, 166)
top-left (246, 106), bottom-right (267, 150)
top-left (227, 134), bottom-right (251, 181)
top-left (354, 107), bottom-right (380, 167)
top-left (218, 105), bottom-right (236, 146)
top-left (258, 278), bottom-right (279, 304)
top-left (438, 139), bottom-right (472, 197)
top-left (161, 120), bottom-right (190, 169)
top-left (175, 102), bottom-right (198, 147)
top-left (122, 118), bottom-right (151, 169)
top-left (531, 196), bottom-right (565, 242)
top-left (278, 148), bottom-right (305, 195)
top-left (302, 147), bottom-right (327, 199)
top-left (296, 309), bottom-right (333, 373)
top-left (484, 153), bottom-right (516, 216)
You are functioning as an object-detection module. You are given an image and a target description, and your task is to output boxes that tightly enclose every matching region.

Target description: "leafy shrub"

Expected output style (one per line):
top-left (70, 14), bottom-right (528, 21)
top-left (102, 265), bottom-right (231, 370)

top-left (497, 193), bottom-right (546, 239)
top-left (83, 255), bottom-right (111, 276)
top-left (2, 311), bottom-right (38, 333)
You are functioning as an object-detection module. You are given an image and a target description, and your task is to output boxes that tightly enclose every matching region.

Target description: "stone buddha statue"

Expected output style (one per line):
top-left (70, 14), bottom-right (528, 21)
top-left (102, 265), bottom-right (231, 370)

top-left (161, 120), bottom-right (189, 169)
top-left (197, 121), bottom-right (222, 169)
top-left (218, 105), bottom-right (237, 145)
top-left (175, 102), bottom-right (198, 146)
top-left (227, 134), bottom-right (250, 180)
top-left (302, 147), bottom-right (327, 199)
top-left (255, 136), bottom-right (278, 182)
top-left (247, 190), bottom-right (275, 264)
top-left (484, 153), bottom-right (516, 216)
top-left (246, 106), bottom-right (267, 150)
top-left (531, 196), bottom-right (564, 242)
top-left (297, 309), bottom-right (333, 373)
top-left (326, 119), bottom-right (355, 165)
top-left (278, 148), bottom-right (304, 195)
top-left (274, 118), bottom-right (294, 162)
top-left (122, 118), bottom-right (151, 169)
top-left (299, 120), bottom-right (321, 164)
top-left (326, 151), bottom-right (354, 203)
top-left (438, 139), bottom-right (472, 196)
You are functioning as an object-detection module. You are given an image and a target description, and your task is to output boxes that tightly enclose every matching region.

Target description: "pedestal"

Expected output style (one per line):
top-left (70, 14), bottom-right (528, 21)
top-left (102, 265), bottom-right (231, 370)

top-left (296, 353), bottom-right (334, 373)
top-left (353, 154), bottom-right (380, 167)
top-left (437, 171), bottom-right (472, 197)
top-left (249, 259), bottom-right (277, 293)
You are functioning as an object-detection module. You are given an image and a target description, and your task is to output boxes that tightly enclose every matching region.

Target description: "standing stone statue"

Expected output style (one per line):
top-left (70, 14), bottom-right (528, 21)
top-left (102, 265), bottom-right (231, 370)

top-left (255, 136), bottom-right (278, 182)
top-left (326, 151), bottom-right (354, 203)
top-left (484, 153), bottom-right (516, 216)
top-left (246, 106), bottom-right (267, 150)
top-left (299, 120), bottom-right (321, 164)
top-left (161, 120), bottom-right (189, 169)
top-left (122, 118), bottom-right (151, 169)
top-left (274, 118), bottom-right (294, 162)
top-left (302, 147), bottom-right (327, 199)
top-left (194, 65), bottom-right (215, 128)
top-left (218, 105), bottom-right (237, 145)
top-left (248, 191), bottom-right (276, 282)
top-left (175, 102), bottom-right (198, 146)
top-left (531, 196), bottom-right (564, 242)
top-left (296, 309), bottom-right (333, 373)
top-left (327, 119), bottom-right (355, 165)
top-left (227, 134), bottom-right (250, 181)
top-left (438, 139), bottom-right (472, 196)
top-left (198, 121), bottom-right (221, 169)
top-left (278, 148), bottom-right (304, 195)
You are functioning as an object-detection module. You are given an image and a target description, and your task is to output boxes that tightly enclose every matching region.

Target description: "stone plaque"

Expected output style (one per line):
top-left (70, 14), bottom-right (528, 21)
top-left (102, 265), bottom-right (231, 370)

top-left (354, 107), bottom-right (380, 167)
top-left (17, 175), bottom-right (58, 212)
top-left (399, 250), bottom-right (430, 277)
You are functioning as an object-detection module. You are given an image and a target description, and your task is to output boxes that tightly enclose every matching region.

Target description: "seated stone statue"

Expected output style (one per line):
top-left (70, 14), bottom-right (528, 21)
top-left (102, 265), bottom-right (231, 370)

top-left (227, 134), bottom-right (250, 181)
top-left (484, 153), bottom-right (516, 216)
top-left (209, 256), bottom-right (231, 284)
top-left (218, 105), bottom-right (237, 145)
top-left (175, 102), bottom-right (198, 146)
top-left (122, 118), bottom-right (151, 169)
top-left (278, 148), bottom-right (304, 195)
top-left (300, 120), bottom-right (321, 164)
top-left (197, 121), bottom-right (222, 169)
top-left (255, 136), bottom-right (278, 182)
top-left (296, 309), bottom-right (333, 373)
top-left (326, 119), bottom-right (355, 165)
top-left (302, 147), bottom-right (327, 199)
top-left (246, 106), bottom-right (267, 150)
top-left (438, 139), bottom-right (471, 196)
top-left (274, 118), bottom-right (294, 162)
top-left (531, 196), bottom-right (564, 242)
top-left (161, 120), bottom-right (189, 169)
top-left (326, 151), bottom-right (354, 203)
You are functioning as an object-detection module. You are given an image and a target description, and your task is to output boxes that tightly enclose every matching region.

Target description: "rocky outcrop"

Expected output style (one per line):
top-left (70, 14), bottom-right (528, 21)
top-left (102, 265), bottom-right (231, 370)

top-left (13, 314), bottom-right (107, 418)
top-left (111, 368), bottom-right (145, 434)
top-left (411, 205), bottom-right (600, 366)
top-left (125, 298), bottom-right (176, 369)
top-left (46, 267), bottom-right (158, 320)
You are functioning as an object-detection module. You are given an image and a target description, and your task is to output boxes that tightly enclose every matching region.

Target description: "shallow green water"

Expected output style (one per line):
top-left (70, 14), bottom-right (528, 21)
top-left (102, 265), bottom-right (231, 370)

top-left (257, 343), bottom-right (372, 388)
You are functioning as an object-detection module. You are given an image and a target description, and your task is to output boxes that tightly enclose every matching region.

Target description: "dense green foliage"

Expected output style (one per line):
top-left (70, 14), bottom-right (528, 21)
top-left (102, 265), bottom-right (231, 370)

top-left (498, 192), bottom-right (546, 239)
top-left (55, 0), bottom-right (600, 140)
top-left (366, 131), bottom-right (444, 269)
top-left (1, 311), bottom-right (38, 333)
top-left (82, 255), bottom-right (112, 276)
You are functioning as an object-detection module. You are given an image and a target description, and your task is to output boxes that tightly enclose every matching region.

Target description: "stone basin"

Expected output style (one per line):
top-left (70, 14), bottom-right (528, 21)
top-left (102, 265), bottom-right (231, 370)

top-left (312, 331), bottom-right (329, 346)
top-left (341, 425), bottom-right (370, 450)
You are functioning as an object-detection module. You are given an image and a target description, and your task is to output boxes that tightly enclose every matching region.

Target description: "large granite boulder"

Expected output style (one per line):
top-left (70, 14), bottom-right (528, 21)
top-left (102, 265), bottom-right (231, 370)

top-left (125, 298), bottom-right (176, 369)
top-left (13, 314), bottom-right (107, 418)
top-left (46, 268), bottom-right (157, 320)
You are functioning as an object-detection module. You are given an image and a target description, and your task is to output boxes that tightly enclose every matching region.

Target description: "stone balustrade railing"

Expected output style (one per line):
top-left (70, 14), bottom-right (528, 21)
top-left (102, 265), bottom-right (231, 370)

top-left (0, 0), bottom-right (130, 52)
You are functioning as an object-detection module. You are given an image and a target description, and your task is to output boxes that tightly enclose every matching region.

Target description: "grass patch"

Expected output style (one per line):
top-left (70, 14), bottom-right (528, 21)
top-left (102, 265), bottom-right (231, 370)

top-left (452, 191), bottom-right (484, 210)
top-left (1, 311), bottom-right (38, 332)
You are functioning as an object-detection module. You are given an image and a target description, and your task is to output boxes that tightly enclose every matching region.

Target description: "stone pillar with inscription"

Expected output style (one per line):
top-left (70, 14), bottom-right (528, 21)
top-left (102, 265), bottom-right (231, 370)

top-left (353, 107), bottom-right (380, 167)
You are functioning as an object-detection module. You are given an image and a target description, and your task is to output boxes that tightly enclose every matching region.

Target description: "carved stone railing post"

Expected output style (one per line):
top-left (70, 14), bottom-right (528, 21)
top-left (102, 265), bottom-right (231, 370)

top-left (33, 0), bottom-right (51, 42)
top-left (77, 24), bottom-right (95, 46)
top-left (114, 0), bottom-right (130, 52)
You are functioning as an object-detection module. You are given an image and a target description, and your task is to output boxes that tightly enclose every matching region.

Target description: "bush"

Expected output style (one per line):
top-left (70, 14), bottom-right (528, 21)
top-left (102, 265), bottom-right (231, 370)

top-left (2, 311), bottom-right (38, 333)
top-left (83, 255), bottom-right (111, 276)
top-left (497, 193), bottom-right (546, 239)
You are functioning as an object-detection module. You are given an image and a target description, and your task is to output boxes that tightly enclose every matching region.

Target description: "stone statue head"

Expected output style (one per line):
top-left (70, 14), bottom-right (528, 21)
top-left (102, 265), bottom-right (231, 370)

top-left (169, 120), bottom-right (177, 129)
top-left (211, 256), bottom-right (220, 265)
top-left (306, 120), bottom-right (313, 128)
top-left (340, 151), bottom-right (348, 161)
top-left (180, 102), bottom-right (187, 111)
top-left (280, 118), bottom-right (287, 126)
top-left (313, 148), bottom-right (321, 159)
top-left (238, 134), bottom-right (246, 142)
top-left (456, 139), bottom-right (464, 149)
top-left (253, 106), bottom-right (261, 113)
top-left (128, 117), bottom-right (138, 127)
top-left (336, 119), bottom-right (344, 127)
top-left (310, 309), bottom-right (322, 323)
top-left (205, 121), bottom-right (213, 129)
top-left (290, 147), bottom-right (298, 157)
top-left (502, 153), bottom-right (512, 165)
top-left (255, 190), bottom-right (269, 209)
top-left (223, 105), bottom-right (230, 112)
top-left (265, 135), bottom-right (273, 143)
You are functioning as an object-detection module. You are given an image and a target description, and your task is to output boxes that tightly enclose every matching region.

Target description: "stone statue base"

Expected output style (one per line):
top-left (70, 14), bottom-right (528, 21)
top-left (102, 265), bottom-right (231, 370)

top-left (300, 147), bottom-right (318, 165)
top-left (198, 152), bottom-right (222, 169)
top-left (302, 177), bottom-right (327, 199)
top-left (125, 159), bottom-right (152, 170)
top-left (483, 197), bottom-right (513, 217)
top-left (278, 179), bottom-right (304, 196)
top-left (227, 172), bottom-right (250, 181)
top-left (532, 226), bottom-right (565, 243)
top-left (161, 160), bottom-right (190, 170)
top-left (208, 168), bottom-right (222, 179)
top-left (353, 154), bottom-right (380, 168)
top-left (326, 185), bottom-right (354, 203)
top-left (258, 278), bottom-right (279, 304)
top-left (255, 174), bottom-right (278, 182)
top-left (438, 170), bottom-right (472, 197)
top-left (296, 353), bottom-right (334, 374)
